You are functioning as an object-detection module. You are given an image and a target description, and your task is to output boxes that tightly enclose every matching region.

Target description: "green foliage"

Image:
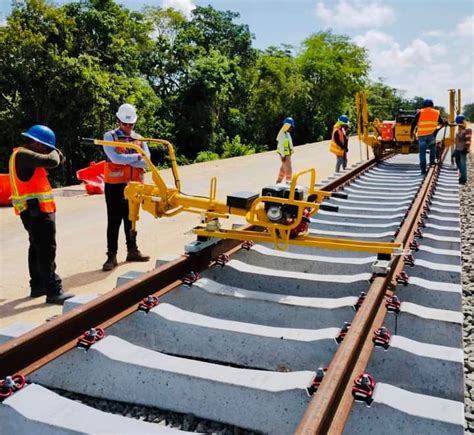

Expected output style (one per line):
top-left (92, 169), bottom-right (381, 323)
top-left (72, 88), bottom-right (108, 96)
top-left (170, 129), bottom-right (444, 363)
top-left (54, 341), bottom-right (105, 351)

top-left (297, 31), bottom-right (369, 139)
top-left (462, 103), bottom-right (474, 121)
top-left (0, 0), bottom-right (159, 183)
top-left (1, 1), bottom-right (428, 182)
top-left (221, 135), bottom-right (255, 158)
top-left (194, 151), bottom-right (220, 163)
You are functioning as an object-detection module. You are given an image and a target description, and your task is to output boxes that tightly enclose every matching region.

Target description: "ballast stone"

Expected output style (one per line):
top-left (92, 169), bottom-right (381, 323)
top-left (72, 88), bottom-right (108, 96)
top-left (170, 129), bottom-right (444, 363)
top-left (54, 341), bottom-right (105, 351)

top-left (0, 383), bottom-right (187, 434)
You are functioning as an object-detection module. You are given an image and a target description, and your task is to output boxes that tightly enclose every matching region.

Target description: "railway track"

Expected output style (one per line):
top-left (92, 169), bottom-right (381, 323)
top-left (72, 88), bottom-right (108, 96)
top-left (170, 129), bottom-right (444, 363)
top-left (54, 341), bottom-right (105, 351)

top-left (0, 152), bottom-right (465, 434)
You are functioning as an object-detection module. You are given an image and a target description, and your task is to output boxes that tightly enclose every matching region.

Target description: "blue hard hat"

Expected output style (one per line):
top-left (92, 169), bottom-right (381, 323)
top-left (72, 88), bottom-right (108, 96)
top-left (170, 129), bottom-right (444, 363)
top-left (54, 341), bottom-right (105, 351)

top-left (22, 125), bottom-right (56, 149)
top-left (283, 117), bottom-right (295, 127)
top-left (422, 99), bottom-right (434, 107)
top-left (338, 115), bottom-right (349, 124)
top-left (455, 114), bottom-right (466, 124)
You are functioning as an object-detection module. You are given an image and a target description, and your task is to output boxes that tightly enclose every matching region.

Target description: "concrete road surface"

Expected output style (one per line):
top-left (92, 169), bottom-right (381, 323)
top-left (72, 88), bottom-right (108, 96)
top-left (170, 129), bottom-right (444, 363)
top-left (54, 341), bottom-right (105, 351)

top-left (0, 137), bottom-right (371, 328)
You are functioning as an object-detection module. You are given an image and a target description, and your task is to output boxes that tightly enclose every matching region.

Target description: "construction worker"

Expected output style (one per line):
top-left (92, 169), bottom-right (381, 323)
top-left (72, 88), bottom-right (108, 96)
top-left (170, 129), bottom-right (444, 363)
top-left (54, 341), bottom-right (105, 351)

top-left (454, 114), bottom-right (471, 185)
top-left (102, 103), bottom-right (151, 271)
top-left (276, 117), bottom-right (295, 183)
top-left (9, 125), bottom-right (74, 304)
top-left (330, 115), bottom-right (349, 172)
top-left (410, 99), bottom-right (446, 174)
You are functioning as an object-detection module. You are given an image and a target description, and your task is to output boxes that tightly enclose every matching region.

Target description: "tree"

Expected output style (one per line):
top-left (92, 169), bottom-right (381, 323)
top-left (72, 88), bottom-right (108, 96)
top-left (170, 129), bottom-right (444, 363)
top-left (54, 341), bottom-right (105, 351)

top-left (297, 31), bottom-right (369, 141)
top-left (174, 49), bottom-right (238, 156)
top-left (463, 103), bottom-right (474, 121)
top-left (0, 0), bottom-right (159, 183)
top-left (247, 47), bottom-right (306, 147)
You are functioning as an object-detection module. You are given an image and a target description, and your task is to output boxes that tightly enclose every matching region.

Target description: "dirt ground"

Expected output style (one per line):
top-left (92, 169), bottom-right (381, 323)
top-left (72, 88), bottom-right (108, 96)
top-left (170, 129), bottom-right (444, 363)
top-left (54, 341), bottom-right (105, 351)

top-left (0, 137), bottom-right (370, 329)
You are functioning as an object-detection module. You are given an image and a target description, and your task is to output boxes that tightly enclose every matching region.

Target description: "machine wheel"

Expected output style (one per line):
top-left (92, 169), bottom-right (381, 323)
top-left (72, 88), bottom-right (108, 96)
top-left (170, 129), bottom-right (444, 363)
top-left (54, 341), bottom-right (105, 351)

top-left (373, 145), bottom-right (383, 160)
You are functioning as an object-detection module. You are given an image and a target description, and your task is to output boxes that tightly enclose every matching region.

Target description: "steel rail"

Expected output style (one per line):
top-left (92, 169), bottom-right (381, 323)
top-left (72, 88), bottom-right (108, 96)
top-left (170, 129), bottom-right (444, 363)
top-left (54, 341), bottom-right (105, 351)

top-left (0, 157), bottom-right (380, 380)
top-left (295, 150), bottom-right (446, 434)
top-left (0, 239), bottom-right (241, 378)
top-left (326, 155), bottom-right (445, 434)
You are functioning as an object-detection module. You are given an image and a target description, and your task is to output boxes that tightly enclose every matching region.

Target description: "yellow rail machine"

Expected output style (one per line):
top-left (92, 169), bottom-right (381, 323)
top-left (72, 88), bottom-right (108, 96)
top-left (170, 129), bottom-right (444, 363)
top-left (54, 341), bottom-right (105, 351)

top-left (356, 89), bottom-right (460, 159)
top-left (82, 138), bottom-right (402, 259)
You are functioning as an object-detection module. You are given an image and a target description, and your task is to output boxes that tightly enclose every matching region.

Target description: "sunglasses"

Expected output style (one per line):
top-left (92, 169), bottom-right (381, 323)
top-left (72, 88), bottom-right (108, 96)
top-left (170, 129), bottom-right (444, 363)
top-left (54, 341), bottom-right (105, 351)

top-left (120, 121), bottom-right (135, 127)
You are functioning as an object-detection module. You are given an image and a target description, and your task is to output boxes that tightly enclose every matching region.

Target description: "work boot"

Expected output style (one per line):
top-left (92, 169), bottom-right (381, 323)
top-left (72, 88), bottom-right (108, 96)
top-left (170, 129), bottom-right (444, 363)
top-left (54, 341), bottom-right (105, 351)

top-left (126, 249), bottom-right (150, 262)
top-left (30, 288), bottom-right (46, 298)
top-left (46, 292), bottom-right (75, 305)
top-left (102, 253), bottom-right (118, 271)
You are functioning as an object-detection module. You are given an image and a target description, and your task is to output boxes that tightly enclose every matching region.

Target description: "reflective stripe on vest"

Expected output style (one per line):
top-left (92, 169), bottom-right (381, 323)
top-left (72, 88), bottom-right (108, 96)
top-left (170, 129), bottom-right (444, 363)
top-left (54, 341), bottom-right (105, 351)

top-left (417, 108), bottom-right (440, 137)
top-left (103, 129), bottom-right (145, 184)
top-left (9, 148), bottom-right (56, 215)
top-left (330, 129), bottom-right (345, 157)
top-left (282, 137), bottom-right (291, 156)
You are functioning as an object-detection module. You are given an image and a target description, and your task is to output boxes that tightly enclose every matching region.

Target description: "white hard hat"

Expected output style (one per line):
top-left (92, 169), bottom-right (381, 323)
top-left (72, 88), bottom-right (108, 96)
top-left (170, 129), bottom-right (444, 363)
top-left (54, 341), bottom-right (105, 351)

top-left (116, 103), bottom-right (138, 124)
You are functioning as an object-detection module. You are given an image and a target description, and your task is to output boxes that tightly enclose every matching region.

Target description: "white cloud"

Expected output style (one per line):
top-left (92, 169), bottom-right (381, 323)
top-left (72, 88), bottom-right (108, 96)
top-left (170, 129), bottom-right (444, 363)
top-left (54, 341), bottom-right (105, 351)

top-left (162, 0), bottom-right (195, 19)
top-left (383, 39), bottom-right (447, 67)
top-left (354, 30), bottom-right (447, 72)
top-left (456, 15), bottom-right (474, 37)
top-left (421, 30), bottom-right (445, 38)
top-left (352, 30), bottom-right (470, 104)
top-left (353, 30), bottom-right (393, 49)
top-left (315, 0), bottom-right (394, 29)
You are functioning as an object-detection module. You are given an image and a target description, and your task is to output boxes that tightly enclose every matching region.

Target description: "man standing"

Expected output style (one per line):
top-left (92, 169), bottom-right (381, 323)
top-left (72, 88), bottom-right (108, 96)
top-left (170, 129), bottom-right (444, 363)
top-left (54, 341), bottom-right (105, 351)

top-left (410, 99), bottom-right (445, 174)
top-left (9, 125), bottom-right (74, 305)
top-left (330, 115), bottom-right (349, 172)
top-left (276, 117), bottom-right (295, 183)
top-left (102, 103), bottom-right (151, 271)
top-left (454, 114), bottom-right (471, 185)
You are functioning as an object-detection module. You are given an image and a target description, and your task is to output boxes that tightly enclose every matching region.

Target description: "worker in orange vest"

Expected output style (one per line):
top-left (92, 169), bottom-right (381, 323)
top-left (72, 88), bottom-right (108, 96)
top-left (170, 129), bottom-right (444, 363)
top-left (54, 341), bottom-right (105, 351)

top-left (9, 125), bottom-right (74, 304)
top-left (411, 99), bottom-right (446, 174)
top-left (330, 115), bottom-right (349, 172)
top-left (102, 103), bottom-right (151, 271)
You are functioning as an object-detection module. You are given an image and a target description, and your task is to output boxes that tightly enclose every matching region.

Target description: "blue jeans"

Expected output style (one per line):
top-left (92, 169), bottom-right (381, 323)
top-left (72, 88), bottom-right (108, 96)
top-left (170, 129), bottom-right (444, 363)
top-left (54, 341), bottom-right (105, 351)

top-left (454, 150), bottom-right (467, 183)
top-left (418, 134), bottom-right (436, 173)
top-left (336, 156), bottom-right (347, 172)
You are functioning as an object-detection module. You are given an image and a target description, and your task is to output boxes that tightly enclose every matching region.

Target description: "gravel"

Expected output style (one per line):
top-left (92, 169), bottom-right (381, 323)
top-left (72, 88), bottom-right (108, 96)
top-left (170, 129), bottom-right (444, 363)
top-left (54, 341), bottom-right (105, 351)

top-left (461, 153), bottom-right (474, 433)
top-left (52, 156), bottom-right (474, 433)
top-left (53, 388), bottom-right (260, 434)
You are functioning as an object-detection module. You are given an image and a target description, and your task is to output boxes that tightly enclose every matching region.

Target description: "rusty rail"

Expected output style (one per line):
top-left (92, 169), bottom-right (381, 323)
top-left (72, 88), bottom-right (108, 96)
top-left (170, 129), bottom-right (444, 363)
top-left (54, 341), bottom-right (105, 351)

top-left (0, 158), bottom-right (380, 380)
top-left (295, 151), bottom-right (446, 434)
top-left (0, 239), bottom-right (242, 378)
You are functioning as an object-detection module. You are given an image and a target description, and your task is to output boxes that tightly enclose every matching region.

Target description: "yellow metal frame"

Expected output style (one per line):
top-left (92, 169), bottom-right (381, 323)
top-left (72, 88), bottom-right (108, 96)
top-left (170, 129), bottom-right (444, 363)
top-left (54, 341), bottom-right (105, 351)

top-left (443, 88), bottom-right (461, 148)
top-left (86, 138), bottom-right (402, 255)
top-left (355, 89), bottom-right (461, 153)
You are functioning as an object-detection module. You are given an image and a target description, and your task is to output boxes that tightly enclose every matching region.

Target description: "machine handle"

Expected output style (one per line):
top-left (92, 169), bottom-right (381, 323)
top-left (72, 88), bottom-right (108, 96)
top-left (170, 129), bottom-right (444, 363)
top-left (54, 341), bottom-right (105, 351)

top-left (80, 138), bottom-right (96, 146)
top-left (319, 204), bottom-right (339, 212)
top-left (331, 192), bottom-right (348, 200)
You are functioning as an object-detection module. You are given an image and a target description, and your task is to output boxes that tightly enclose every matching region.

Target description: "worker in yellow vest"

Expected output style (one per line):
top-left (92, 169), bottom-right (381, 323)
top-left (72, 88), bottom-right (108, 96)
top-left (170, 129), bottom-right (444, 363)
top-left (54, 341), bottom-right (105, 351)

top-left (102, 103), bottom-right (151, 271)
top-left (9, 125), bottom-right (74, 304)
top-left (410, 99), bottom-right (446, 174)
top-left (330, 115), bottom-right (349, 172)
top-left (276, 117), bottom-right (295, 183)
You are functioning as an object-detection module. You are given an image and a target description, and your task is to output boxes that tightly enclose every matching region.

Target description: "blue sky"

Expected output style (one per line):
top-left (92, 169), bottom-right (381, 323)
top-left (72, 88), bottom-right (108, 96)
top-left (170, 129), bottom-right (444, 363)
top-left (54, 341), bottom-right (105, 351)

top-left (1, 0), bottom-right (473, 108)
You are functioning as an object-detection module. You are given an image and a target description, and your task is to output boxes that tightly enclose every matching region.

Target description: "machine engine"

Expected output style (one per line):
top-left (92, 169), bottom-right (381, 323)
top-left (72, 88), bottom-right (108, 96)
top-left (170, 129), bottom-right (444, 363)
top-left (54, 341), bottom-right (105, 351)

top-left (261, 184), bottom-right (305, 223)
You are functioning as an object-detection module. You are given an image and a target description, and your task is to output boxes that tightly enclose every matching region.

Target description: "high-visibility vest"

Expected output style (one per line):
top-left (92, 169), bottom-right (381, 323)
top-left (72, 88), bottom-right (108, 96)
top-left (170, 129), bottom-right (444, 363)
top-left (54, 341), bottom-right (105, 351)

top-left (104, 129), bottom-right (145, 184)
top-left (416, 108), bottom-right (440, 137)
top-left (329, 128), bottom-right (346, 157)
top-left (276, 131), bottom-right (293, 156)
top-left (9, 147), bottom-right (56, 215)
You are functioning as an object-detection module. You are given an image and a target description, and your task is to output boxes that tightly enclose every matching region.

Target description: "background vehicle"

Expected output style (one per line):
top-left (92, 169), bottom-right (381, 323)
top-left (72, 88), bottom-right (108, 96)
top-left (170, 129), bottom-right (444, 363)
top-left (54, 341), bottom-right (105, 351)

top-left (355, 89), bottom-right (461, 159)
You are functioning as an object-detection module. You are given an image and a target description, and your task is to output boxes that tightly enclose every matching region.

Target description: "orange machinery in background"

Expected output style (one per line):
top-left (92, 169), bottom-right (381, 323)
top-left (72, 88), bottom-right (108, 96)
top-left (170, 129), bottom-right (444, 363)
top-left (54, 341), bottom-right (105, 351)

top-left (76, 161), bottom-right (106, 195)
top-left (0, 174), bottom-right (12, 206)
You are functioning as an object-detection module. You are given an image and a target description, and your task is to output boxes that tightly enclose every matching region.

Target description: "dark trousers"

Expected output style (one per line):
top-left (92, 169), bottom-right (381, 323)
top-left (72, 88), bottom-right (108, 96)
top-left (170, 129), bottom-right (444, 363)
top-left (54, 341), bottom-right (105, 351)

top-left (105, 183), bottom-right (137, 254)
top-left (20, 210), bottom-right (63, 296)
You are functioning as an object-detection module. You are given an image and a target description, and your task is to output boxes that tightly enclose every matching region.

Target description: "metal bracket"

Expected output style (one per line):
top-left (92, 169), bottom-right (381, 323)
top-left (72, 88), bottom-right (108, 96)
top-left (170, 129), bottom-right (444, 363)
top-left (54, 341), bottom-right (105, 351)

top-left (371, 255), bottom-right (396, 275)
top-left (185, 237), bottom-right (220, 253)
